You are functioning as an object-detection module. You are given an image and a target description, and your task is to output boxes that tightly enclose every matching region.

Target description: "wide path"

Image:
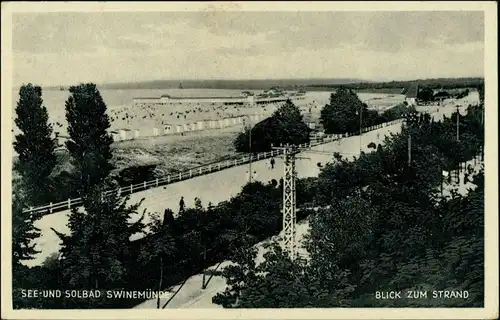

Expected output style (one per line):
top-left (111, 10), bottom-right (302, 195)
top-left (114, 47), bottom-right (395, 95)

top-left (26, 101), bottom-right (469, 267)
top-left (27, 123), bottom-right (401, 267)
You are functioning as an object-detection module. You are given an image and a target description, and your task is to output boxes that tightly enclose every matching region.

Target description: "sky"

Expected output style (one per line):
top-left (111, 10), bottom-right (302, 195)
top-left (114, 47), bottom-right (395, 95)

top-left (11, 10), bottom-right (485, 86)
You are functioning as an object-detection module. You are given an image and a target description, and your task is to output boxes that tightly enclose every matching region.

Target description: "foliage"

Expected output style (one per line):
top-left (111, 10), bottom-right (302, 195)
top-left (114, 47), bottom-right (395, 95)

top-left (138, 212), bottom-right (177, 308)
top-left (319, 87), bottom-right (366, 134)
top-left (12, 253), bottom-right (66, 309)
top-left (54, 185), bottom-right (145, 290)
top-left (13, 84), bottom-right (57, 205)
top-left (113, 164), bottom-right (157, 187)
top-left (13, 102), bottom-right (484, 309)
top-left (477, 82), bottom-right (484, 106)
top-left (65, 83), bottom-right (114, 194)
top-left (272, 99), bottom-right (311, 146)
top-left (216, 105), bottom-right (484, 308)
top-left (234, 99), bottom-right (310, 152)
top-left (319, 87), bottom-right (403, 134)
top-left (454, 88), bottom-right (470, 99)
top-left (380, 103), bottom-right (412, 121)
top-left (433, 90), bottom-right (451, 100)
top-left (215, 243), bottom-right (354, 308)
top-left (211, 245), bottom-right (260, 307)
top-left (194, 197), bottom-right (203, 210)
top-left (309, 77), bottom-right (483, 91)
top-left (12, 185), bottom-right (41, 276)
top-left (138, 213), bottom-right (177, 266)
top-left (417, 86), bottom-right (435, 102)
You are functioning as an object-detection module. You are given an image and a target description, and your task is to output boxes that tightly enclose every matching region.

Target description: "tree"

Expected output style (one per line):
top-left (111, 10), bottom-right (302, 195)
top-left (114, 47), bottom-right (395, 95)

top-left (477, 83), bottom-right (484, 106)
top-left (233, 99), bottom-right (310, 152)
top-left (214, 242), bottom-right (354, 308)
top-left (234, 117), bottom-right (276, 152)
top-left (251, 243), bottom-right (355, 308)
top-left (13, 84), bottom-right (57, 205)
top-left (65, 83), bottom-right (114, 194)
top-left (306, 195), bottom-right (374, 298)
top-left (212, 245), bottom-right (260, 308)
top-left (54, 185), bottom-right (145, 289)
top-left (417, 86), bottom-right (434, 102)
top-left (138, 213), bottom-right (177, 308)
top-left (319, 87), bottom-right (367, 134)
top-left (272, 99), bottom-right (310, 146)
top-left (228, 182), bottom-right (282, 238)
top-left (12, 185), bottom-right (41, 279)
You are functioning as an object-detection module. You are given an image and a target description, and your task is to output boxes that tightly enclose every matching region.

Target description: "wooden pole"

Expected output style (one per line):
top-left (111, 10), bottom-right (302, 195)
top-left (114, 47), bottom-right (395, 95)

top-left (202, 248), bottom-right (207, 289)
top-left (408, 133), bottom-right (412, 166)
top-left (249, 120), bottom-right (252, 183)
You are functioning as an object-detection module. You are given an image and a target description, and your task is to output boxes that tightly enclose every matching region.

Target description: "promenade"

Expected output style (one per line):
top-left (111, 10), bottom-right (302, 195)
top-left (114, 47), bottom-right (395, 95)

top-left (25, 100), bottom-right (472, 268)
top-left (27, 122), bottom-right (401, 267)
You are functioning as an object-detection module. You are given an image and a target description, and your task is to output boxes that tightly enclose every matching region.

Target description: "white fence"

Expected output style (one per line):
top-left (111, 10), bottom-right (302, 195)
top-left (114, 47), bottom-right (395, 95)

top-left (24, 120), bottom-right (403, 215)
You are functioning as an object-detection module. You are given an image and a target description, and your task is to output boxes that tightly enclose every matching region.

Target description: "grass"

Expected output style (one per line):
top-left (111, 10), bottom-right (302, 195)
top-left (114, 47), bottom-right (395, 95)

top-left (111, 129), bottom-right (240, 176)
top-left (12, 129), bottom-right (241, 191)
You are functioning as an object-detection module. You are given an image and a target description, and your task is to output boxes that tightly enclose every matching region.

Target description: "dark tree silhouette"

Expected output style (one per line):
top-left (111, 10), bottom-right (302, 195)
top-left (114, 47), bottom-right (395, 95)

top-left (54, 186), bottom-right (145, 290)
top-left (13, 84), bottom-right (57, 205)
top-left (234, 99), bottom-right (310, 152)
top-left (65, 83), bottom-right (114, 194)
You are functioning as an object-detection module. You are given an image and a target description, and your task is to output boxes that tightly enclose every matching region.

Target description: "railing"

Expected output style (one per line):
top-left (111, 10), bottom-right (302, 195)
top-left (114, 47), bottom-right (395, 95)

top-left (23, 119), bottom-right (403, 215)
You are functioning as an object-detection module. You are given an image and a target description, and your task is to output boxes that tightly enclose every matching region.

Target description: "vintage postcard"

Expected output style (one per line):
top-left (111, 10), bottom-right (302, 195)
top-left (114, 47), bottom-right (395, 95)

top-left (1, 1), bottom-right (498, 319)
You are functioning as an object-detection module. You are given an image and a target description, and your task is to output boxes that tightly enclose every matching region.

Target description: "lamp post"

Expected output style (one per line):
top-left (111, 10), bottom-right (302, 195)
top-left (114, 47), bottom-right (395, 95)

top-left (243, 116), bottom-right (253, 183)
top-left (456, 105), bottom-right (460, 142)
top-left (403, 111), bottom-right (419, 167)
top-left (356, 108), bottom-right (362, 154)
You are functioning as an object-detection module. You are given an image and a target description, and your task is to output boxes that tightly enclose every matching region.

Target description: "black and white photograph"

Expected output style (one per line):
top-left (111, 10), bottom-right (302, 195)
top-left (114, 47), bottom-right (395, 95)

top-left (1, 2), bottom-right (498, 319)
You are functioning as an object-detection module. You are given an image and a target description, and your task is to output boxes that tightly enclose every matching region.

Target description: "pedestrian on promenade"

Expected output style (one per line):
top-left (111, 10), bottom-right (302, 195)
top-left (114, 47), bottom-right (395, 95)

top-left (270, 157), bottom-right (275, 169)
top-left (179, 196), bottom-right (185, 213)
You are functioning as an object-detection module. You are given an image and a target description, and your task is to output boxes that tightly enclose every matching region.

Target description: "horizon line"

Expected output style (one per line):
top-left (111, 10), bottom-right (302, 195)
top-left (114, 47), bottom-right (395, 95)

top-left (11, 75), bottom-right (485, 89)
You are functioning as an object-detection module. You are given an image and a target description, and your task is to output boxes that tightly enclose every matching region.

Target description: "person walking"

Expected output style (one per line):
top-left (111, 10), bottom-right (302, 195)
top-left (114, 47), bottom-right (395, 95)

top-left (270, 157), bottom-right (275, 170)
top-left (179, 196), bottom-right (185, 213)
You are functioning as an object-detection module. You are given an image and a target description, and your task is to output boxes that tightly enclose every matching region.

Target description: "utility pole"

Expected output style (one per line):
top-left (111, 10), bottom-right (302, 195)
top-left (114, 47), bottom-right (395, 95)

top-left (272, 144), bottom-right (300, 260)
top-left (249, 120), bottom-right (252, 182)
top-left (408, 131), bottom-right (412, 166)
top-left (356, 108), bottom-right (362, 154)
top-left (456, 105), bottom-right (460, 142)
top-left (243, 116), bottom-right (253, 183)
top-left (404, 111), bottom-right (418, 167)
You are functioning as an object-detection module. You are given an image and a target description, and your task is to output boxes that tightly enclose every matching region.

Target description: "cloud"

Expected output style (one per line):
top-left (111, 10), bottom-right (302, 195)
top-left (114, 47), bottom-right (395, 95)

top-left (11, 11), bottom-right (484, 86)
top-left (12, 11), bottom-right (484, 55)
